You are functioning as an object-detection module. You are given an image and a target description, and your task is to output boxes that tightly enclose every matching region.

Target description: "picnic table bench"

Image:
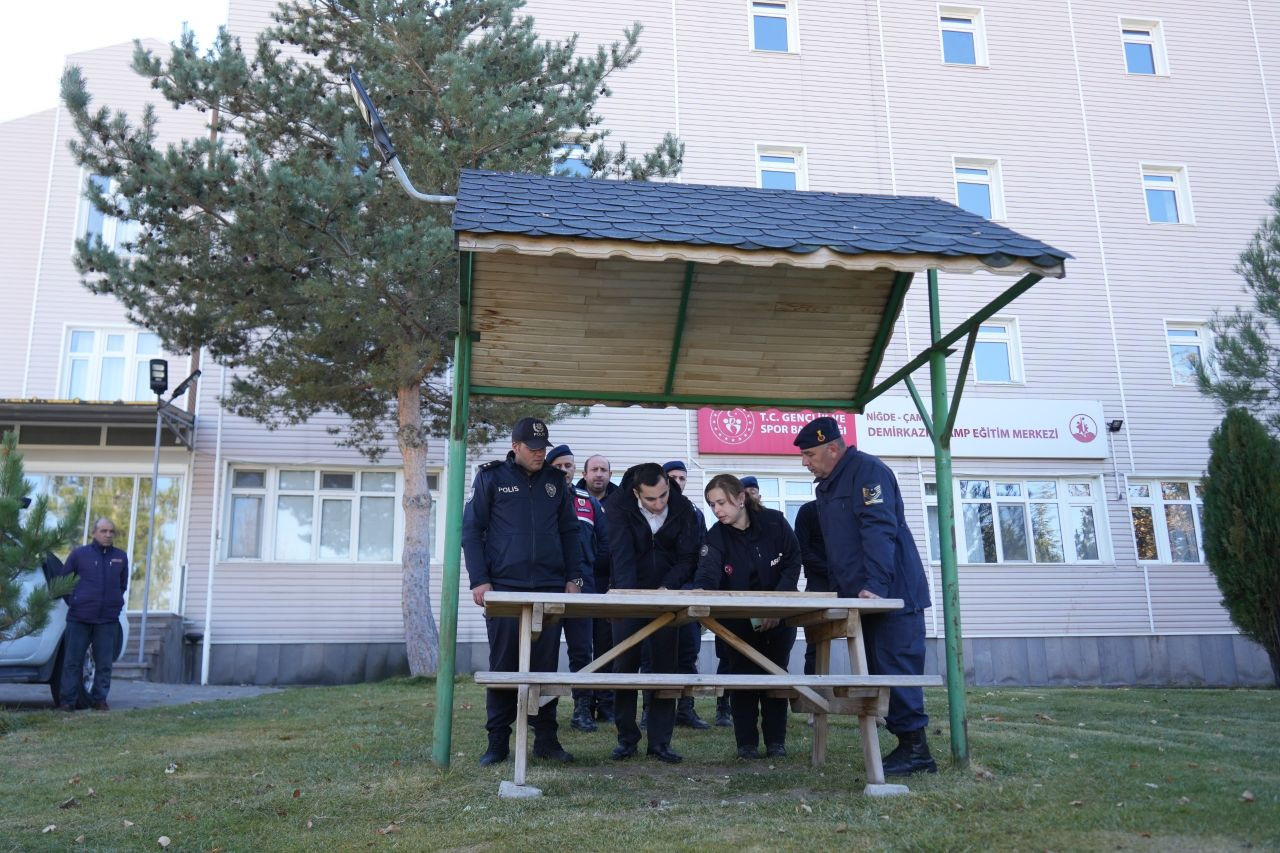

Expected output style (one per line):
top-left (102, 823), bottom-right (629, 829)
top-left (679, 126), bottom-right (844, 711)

top-left (475, 590), bottom-right (941, 797)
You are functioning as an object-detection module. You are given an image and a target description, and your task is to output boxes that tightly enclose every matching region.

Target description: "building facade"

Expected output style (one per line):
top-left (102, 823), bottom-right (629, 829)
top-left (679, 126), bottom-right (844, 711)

top-left (2, 0), bottom-right (1275, 685)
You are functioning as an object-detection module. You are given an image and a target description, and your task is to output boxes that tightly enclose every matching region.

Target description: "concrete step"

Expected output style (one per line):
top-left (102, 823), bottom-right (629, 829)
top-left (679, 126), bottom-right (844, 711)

top-left (112, 661), bottom-right (151, 680)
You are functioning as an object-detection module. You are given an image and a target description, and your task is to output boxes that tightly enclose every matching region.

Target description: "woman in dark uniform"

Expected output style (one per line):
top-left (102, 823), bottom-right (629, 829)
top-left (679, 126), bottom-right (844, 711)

top-left (692, 474), bottom-right (801, 759)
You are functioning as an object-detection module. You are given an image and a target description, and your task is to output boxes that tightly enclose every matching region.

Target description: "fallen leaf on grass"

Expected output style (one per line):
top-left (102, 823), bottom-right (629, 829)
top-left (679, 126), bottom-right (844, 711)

top-left (123, 820), bottom-right (134, 827)
top-left (1140, 832), bottom-right (1151, 838)
top-left (59, 797), bottom-right (79, 809)
top-left (796, 803), bottom-right (813, 815)
top-left (1145, 783), bottom-right (1159, 789)
top-left (306, 819), bottom-right (314, 830)
top-left (158, 836), bottom-right (171, 848)
top-left (75, 835), bottom-right (85, 844)
top-left (1178, 797), bottom-right (1191, 804)
top-left (87, 788), bottom-right (96, 797)
top-left (1035, 713), bottom-right (1055, 722)
top-left (981, 715), bottom-right (1003, 722)
top-left (279, 735), bottom-right (293, 741)
top-left (1069, 753), bottom-right (1079, 759)
top-left (376, 824), bottom-right (400, 835)
top-left (1070, 800), bottom-right (1084, 807)
top-left (42, 825), bottom-right (56, 834)
top-left (460, 703), bottom-right (473, 710)
top-left (834, 823), bottom-right (848, 833)
top-left (1241, 791), bottom-right (1256, 803)
top-left (293, 789), bottom-right (302, 799)
top-left (164, 763), bottom-right (178, 775)
top-left (68, 776), bottom-right (81, 785)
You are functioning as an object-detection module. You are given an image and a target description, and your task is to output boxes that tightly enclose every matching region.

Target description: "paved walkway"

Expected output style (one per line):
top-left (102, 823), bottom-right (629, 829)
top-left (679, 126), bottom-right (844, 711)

top-left (0, 680), bottom-right (281, 712)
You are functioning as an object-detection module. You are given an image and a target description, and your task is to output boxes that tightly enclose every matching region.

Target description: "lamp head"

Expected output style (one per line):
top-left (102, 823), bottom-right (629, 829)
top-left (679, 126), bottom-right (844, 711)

top-left (149, 359), bottom-right (169, 396)
top-left (348, 70), bottom-right (397, 164)
top-left (170, 369), bottom-right (202, 400)
top-left (1107, 419), bottom-right (1124, 433)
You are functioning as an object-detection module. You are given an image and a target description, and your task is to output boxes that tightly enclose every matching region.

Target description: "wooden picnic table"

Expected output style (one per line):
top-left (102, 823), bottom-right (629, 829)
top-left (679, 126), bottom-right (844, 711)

top-left (475, 589), bottom-right (941, 796)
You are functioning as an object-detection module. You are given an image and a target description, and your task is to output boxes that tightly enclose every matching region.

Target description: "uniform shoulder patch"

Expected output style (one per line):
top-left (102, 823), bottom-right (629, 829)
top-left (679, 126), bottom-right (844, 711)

top-left (478, 459), bottom-right (503, 471)
top-left (862, 484), bottom-right (884, 505)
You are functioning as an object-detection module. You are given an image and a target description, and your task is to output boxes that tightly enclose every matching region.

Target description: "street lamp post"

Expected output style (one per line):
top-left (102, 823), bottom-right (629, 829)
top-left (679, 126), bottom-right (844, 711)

top-left (137, 361), bottom-right (200, 666)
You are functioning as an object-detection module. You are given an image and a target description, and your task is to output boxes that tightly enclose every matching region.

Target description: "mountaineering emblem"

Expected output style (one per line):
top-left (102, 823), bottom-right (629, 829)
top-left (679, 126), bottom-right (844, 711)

top-left (862, 484), bottom-right (884, 506)
top-left (545, 483), bottom-right (557, 497)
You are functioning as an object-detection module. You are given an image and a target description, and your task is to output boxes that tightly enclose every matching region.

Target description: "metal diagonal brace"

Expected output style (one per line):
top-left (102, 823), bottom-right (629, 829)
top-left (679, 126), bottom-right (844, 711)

top-left (663, 262), bottom-right (697, 395)
top-left (855, 271), bottom-right (914, 401)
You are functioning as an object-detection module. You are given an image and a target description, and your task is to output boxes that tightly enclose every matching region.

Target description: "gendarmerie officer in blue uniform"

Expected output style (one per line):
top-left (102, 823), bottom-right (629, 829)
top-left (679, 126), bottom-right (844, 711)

top-left (794, 416), bottom-right (937, 775)
top-left (464, 417), bottom-right (588, 767)
top-left (793, 500), bottom-right (828, 676)
top-left (693, 474), bottom-right (801, 759)
top-left (546, 443), bottom-right (611, 733)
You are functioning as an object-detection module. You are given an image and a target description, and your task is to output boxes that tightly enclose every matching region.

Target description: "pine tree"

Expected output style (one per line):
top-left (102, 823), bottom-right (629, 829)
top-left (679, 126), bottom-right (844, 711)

top-left (59, 0), bottom-right (681, 675)
top-left (1202, 409), bottom-right (1280, 686)
top-left (0, 433), bottom-right (85, 643)
top-left (1199, 186), bottom-right (1280, 437)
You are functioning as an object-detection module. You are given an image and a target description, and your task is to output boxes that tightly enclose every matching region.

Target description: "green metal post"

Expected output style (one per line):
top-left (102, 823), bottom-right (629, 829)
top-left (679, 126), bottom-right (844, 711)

top-left (927, 269), bottom-right (970, 768)
top-left (432, 252), bottom-right (474, 768)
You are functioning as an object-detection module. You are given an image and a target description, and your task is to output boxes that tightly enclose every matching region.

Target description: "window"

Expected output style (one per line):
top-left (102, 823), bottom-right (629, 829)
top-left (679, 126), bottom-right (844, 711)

top-left (973, 319), bottom-right (1023, 383)
top-left (62, 327), bottom-right (165, 402)
top-left (939, 7), bottom-right (987, 66)
top-left (76, 173), bottom-right (139, 253)
top-left (1120, 19), bottom-right (1168, 75)
top-left (552, 142), bottom-right (592, 178)
top-left (226, 466), bottom-right (418, 563)
top-left (756, 146), bottom-right (807, 191)
top-left (749, 1), bottom-right (797, 53)
top-left (924, 476), bottom-right (1107, 564)
top-left (1141, 164), bottom-right (1192, 224)
top-left (953, 157), bottom-right (1004, 220)
top-left (1165, 322), bottom-right (1210, 385)
top-left (1128, 480), bottom-right (1204, 563)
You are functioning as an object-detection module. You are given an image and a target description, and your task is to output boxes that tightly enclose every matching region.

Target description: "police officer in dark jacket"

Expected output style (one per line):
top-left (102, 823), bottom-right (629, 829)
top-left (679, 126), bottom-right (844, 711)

top-left (795, 416), bottom-right (936, 775)
top-left (547, 444), bottom-right (610, 733)
top-left (56, 517), bottom-right (128, 711)
top-left (604, 462), bottom-right (702, 764)
top-left (793, 500), bottom-right (829, 676)
top-left (463, 418), bottom-right (588, 766)
top-left (693, 474), bottom-right (800, 759)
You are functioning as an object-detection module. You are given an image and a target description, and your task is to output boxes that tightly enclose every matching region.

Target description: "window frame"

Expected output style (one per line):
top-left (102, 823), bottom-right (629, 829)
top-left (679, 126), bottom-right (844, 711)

top-left (1139, 163), bottom-right (1193, 225)
top-left (73, 169), bottom-right (139, 255)
top-left (747, 0), bottom-right (800, 54)
top-left (922, 475), bottom-right (1111, 566)
top-left (972, 317), bottom-right (1024, 385)
top-left (938, 5), bottom-right (988, 67)
top-left (755, 144), bottom-right (809, 191)
top-left (223, 465), bottom-right (423, 564)
top-left (1127, 478), bottom-right (1206, 564)
top-left (953, 155), bottom-right (1006, 220)
top-left (1164, 321), bottom-right (1211, 386)
top-left (1119, 18), bottom-right (1169, 76)
top-left (59, 325), bottom-right (166, 403)
top-left (551, 139), bottom-right (593, 178)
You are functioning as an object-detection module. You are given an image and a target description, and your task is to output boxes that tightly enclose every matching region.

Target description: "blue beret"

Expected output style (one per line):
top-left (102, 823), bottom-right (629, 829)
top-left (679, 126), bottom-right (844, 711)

top-left (545, 444), bottom-right (574, 464)
top-left (662, 460), bottom-right (687, 473)
top-left (740, 475), bottom-right (759, 490)
top-left (793, 416), bottom-right (842, 449)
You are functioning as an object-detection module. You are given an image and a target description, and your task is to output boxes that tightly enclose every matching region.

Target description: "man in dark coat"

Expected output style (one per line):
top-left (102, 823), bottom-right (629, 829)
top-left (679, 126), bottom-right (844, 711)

top-left (795, 416), bottom-right (937, 775)
top-left (793, 499), bottom-right (829, 676)
top-left (56, 517), bottom-right (128, 711)
top-left (577, 454), bottom-right (619, 722)
top-left (463, 418), bottom-right (588, 766)
top-left (604, 462), bottom-right (702, 764)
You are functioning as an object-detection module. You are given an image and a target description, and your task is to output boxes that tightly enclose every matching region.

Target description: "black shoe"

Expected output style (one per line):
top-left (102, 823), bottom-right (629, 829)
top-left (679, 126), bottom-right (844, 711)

top-left (478, 733), bottom-right (510, 766)
top-left (646, 744), bottom-right (683, 764)
top-left (612, 743), bottom-right (638, 760)
top-left (571, 697), bottom-right (598, 732)
top-left (736, 745), bottom-right (761, 760)
top-left (90, 700), bottom-right (109, 711)
top-left (765, 743), bottom-right (786, 759)
top-left (533, 738), bottom-right (575, 763)
top-left (675, 698), bottom-right (711, 730)
top-left (57, 704), bottom-right (76, 713)
top-left (595, 705), bottom-right (615, 724)
top-left (882, 729), bottom-right (938, 776)
top-left (714, 696), bottom-right (732, 727)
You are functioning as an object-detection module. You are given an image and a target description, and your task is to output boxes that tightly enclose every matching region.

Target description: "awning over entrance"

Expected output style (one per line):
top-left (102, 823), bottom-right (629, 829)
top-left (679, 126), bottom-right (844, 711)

top-left (0, 399), bottom-right (196, 449)
top-left (452, 170), bottom-right (1070, 409)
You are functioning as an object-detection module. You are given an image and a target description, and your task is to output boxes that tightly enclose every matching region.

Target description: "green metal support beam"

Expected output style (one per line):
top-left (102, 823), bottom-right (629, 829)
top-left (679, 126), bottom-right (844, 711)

top-left (433, 251), bottom-right (475, 769)
top-left (663, 262), bottom-right (697, 395)
top-left (855, 270), bottom-right (1044, 409)
top-left (942, 327), bottom-right (979, 440)
top-left (855, 271), bottom-right (914, 401)
top-left (469, 385), bottom-right (858, 410)
top-left (903, 376), bottom-right (935, 438)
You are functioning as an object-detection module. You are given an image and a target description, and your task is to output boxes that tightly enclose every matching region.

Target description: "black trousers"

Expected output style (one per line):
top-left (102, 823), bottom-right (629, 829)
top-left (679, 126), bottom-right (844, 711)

top-left (562, 575), bottom-right (596, 700)
top-left (591, 571), bottom-right (615, 712)
top-left (613, 618), bottom-right (677, 748)
top-left (677, 621), bottom-right (700, 674)
top-left (484, 584), bottom-right (562, 741)
top-left (722, 620), bottom-right (797, 748)
top-left (862, 608), bottom-right (928, 735)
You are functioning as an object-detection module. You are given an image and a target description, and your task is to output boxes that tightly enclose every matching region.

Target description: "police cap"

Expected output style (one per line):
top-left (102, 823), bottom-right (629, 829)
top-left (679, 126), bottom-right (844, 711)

top-left (546, 444), bottom-right (573, 464)
top-left (740, 475), bottom-right (759, 490)
top-left (512, 417), bottom-right (552, 449)
top-left (793, 416), bottom-right (842, 449)
top-left (661, 460), bottom-right (687, 474)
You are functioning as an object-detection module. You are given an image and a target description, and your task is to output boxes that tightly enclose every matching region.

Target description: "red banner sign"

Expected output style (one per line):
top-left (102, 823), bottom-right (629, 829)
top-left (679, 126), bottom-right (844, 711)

top-left (697, 408), bottom-right (857, 455)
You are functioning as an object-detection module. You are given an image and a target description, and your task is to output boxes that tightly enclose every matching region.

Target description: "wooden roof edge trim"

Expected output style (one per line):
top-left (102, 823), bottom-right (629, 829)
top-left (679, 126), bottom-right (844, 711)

top-left (457, 233), bottom-right (1065, 278)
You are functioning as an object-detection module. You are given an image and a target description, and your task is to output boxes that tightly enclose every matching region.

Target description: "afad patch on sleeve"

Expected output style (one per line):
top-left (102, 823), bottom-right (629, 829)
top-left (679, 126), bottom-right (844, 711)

top-left (862, 484), bottom-right (884, 506)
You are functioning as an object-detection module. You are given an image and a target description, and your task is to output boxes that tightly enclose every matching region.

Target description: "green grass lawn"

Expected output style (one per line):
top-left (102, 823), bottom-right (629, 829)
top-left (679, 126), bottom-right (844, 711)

top-left (2, 681), bottom-right (1276, 851)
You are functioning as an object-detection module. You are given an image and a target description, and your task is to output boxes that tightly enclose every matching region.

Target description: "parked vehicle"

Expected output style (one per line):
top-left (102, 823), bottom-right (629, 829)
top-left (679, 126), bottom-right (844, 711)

top-left (0, 555), bottom-right (129, 707)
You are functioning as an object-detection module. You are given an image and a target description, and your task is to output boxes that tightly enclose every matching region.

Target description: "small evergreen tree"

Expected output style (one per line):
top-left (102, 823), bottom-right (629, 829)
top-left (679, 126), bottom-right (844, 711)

top-left (1199, 186), bottom-right (1280, 437)
top-left (1202, 409), bottom-right (1280, 686)
top-left (0, 432), bottom-right (85, 643)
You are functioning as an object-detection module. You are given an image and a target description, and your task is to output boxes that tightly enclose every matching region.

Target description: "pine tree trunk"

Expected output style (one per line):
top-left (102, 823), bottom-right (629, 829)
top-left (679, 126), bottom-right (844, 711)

top-left (398, 384), bottom-right (440, 676)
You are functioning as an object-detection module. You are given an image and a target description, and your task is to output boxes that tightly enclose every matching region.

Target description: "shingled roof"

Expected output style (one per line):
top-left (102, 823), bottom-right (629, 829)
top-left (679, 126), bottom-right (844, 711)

top-left (453, 169), bottom-right (1071, 273)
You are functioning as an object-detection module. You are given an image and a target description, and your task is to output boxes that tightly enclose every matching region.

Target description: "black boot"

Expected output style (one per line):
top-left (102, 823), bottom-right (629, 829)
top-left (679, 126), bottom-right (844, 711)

top-left (478, 731), bottom-right (510, 766)
top-left (595, 692), bottom-right (615, 723)
top-left (882, 729), bottom-right (937, 776)
top-left (571, 696), bottom-right (598, 732)
top-left (714, 695), bottom-right (732, 727)
top-left (533, 735), bottom-right (575, 763)
top-left (675, 697), bottom-right (711, 730)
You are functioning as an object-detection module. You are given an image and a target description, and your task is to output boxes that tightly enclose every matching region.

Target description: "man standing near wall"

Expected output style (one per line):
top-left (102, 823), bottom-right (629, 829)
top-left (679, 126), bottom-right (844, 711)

top-left (56, 517), bottom-right (128, 711)
top-left (464, 418), bottom-right (588, 766)
top-left (794, 416), bottom-right (937, 775)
